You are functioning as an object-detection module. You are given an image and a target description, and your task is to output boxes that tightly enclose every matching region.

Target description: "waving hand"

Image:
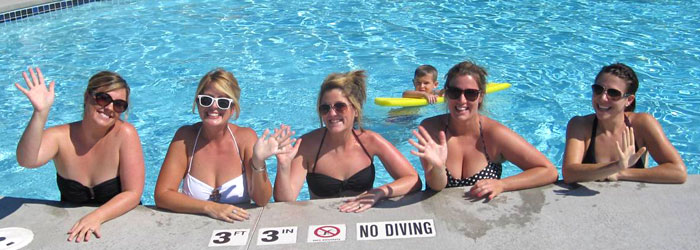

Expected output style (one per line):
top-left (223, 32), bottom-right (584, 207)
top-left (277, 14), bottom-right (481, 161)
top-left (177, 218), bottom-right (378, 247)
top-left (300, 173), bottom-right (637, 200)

top-left (15, 67), bottom-right (55, 113)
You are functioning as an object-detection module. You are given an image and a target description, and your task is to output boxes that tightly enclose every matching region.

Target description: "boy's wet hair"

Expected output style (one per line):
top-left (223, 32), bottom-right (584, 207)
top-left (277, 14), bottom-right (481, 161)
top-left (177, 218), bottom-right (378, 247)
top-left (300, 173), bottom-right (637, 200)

top-left (595, 63), bottom-right (638, 112)
top-left (414, 65), bottom-right (438, 82)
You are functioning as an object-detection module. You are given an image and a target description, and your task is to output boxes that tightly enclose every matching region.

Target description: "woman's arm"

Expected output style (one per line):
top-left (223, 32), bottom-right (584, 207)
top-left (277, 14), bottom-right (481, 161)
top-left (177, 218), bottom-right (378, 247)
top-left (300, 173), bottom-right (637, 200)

top-left (402, 90), bottom-right (438, 104)
top-left (273, 131), bottom-right (307, 202)
top-left (370, 131), bottom-right (422, 197)
top-left (339, 130), bottom-right (421, 213)
top-left (154, 126), bottom-right (249, 222)
top-left (409, 119), bottom-right (449, 191)
top-left (245, 127), bottom-right (275, 206)
top-left (471, 120), bottom-right (557, 199)
top-left (617, 114), bottom-right (686, 183)
top-left (67, 122), bottom-right (145, 242)
top-left (15, 67), bottom-right (59, 168)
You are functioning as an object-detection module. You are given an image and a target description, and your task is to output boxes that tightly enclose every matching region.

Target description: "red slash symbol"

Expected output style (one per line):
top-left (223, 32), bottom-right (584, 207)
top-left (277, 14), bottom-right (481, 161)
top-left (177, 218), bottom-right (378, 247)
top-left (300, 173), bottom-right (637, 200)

top-left (314, 226), bottom-right (340, 238)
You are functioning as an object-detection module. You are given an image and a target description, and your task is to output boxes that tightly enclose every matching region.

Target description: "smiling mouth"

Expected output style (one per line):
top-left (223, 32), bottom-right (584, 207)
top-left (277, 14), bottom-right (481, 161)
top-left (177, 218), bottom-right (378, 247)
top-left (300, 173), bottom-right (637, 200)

top-left (206, 111), bottom-right (221, 118)
top-left (597, 104), bottom-right (612, 111)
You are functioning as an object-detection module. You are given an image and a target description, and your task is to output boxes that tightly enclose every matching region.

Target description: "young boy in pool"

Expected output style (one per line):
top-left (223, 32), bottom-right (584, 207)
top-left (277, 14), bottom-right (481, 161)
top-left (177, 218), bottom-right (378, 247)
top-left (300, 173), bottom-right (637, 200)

top-left (402, 65), bottom-right (443, 104)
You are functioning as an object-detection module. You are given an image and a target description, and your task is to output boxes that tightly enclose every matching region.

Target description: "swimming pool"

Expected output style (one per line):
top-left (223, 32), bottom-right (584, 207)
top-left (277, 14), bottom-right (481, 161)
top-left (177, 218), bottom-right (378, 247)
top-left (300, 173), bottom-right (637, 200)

top-left (1, 0), bottom-right (698, 205)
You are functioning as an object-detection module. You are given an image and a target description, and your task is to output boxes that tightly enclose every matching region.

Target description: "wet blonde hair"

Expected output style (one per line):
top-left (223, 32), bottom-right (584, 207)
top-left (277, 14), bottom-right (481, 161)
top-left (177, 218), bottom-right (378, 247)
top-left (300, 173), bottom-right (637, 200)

top-left (192, 68), bottom-right (241, 119)
top-left (83, 71), bottom-right (130, 119)
top-left (316, 70), bottom-right (367, 129)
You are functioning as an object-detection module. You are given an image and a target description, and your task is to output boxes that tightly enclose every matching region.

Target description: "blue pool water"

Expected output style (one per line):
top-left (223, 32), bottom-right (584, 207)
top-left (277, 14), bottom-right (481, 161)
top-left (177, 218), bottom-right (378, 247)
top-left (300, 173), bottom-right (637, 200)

top-left (1, 0), bottom-right (698, 205)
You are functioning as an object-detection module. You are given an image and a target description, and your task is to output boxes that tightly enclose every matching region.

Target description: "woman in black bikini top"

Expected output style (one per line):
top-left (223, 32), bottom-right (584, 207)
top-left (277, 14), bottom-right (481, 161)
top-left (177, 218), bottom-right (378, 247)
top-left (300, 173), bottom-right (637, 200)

top-left (563, 63), bottom-right (686, 184)
top-left (15, 68), bottom-right (145, 243)
top-left (306, 128), bottom-right (375, 198)
top-left (410, 61), bottom-right (557, 200)
top-left (273, 70), bottom-right (421, 212)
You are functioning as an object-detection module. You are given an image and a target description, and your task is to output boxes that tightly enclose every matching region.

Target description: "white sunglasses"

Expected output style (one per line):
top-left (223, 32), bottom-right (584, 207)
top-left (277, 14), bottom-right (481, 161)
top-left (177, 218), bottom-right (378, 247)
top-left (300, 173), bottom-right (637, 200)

top-left (197, 95), bottom-right (234, 110)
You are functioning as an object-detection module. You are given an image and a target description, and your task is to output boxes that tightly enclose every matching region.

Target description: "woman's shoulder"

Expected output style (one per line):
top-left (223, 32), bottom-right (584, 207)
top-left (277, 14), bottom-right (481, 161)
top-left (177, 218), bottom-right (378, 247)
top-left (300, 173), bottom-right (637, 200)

top-left (174, 123), bottom-right (199, 134)
top-left (229, 124), bottom-right (257, 142)
top-left (114, 120), bottom-right (139, 135)
top-left (419, 114), bottom-right (448, 130)
top-left (628, 112), bottom-right (657, 124)
top-left (627, 112), bottom-right (662, 131)
top-left (480, 116), bottom-right (513, 138)
top-left (299, 127), bottom-right (325, 141)
top-left (565, 114), bottom-right (595, 133)
top-left (44, 123), bottom-right (72, 139)
top-left (354, 129), bottom-right (383, 143)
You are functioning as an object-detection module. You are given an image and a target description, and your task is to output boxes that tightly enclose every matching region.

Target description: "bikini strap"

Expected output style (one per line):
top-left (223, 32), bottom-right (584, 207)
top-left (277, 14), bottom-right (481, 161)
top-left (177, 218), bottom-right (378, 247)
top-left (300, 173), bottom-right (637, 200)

top-left (590, 116), bottom-right (598, 149)
top-left (227, 125), bottom-right (245, 173)
top-left (352, 130), bottom-right (373, 163)
top-left (187, 126), bottom-right (203, 174)
top-left (311, 128), bottom-right (328, 173)
top-left (478, 118), bottom-right (492, 162)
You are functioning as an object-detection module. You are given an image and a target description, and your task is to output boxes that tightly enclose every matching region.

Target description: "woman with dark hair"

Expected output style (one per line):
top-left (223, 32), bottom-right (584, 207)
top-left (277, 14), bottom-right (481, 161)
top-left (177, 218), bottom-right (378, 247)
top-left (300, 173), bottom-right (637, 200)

top-left (15, 67), bottom-right (145, 243)
top-left (273, 70), bottom-right (421, 212)
top-left (409, 61), bottom-right (557, 199)
top-left (562, 63), bottom-right (686, 183)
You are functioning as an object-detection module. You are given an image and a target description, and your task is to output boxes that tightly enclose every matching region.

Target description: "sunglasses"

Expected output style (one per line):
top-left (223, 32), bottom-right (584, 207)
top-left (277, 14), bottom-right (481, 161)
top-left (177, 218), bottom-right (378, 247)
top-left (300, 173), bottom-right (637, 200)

top-left (93, 92), bottom-right (128, 113)
top-left (319, 102), bottom-right (349, 115)
top-left (591, 84), bottom-right (629, 101)
top-left (197, 95), bottom-right (234, 110)
top-left (445, 86), bottom-right (481, 101)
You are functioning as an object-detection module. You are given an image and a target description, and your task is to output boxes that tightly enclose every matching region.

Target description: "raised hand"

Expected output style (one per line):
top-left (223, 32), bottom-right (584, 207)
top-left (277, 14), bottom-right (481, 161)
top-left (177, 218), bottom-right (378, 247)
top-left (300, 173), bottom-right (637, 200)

top-left (409, 126), bottom-right (448, 170)
top-left (252, 124), bottom-right (297, 164)
top-left (15, 67), bottom-right (55, 113)
top-left (274, 126), bottom-right (301, 171)
top-left (615, 126), bottom-right (647, 171)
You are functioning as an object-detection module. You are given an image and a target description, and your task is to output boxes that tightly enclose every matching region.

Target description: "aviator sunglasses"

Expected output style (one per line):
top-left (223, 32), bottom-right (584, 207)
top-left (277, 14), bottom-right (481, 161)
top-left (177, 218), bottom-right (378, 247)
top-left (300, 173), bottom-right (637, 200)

top-left (319, 102), bottom-right (349, 115)
top-left (197, 95), bottom-right (234, 110)
top-left (591, 84), bottom-right (629, 101)
top-left (92, 92), bottom-right (128, 113)
top-left (445, 86), bottom-right (481, 101)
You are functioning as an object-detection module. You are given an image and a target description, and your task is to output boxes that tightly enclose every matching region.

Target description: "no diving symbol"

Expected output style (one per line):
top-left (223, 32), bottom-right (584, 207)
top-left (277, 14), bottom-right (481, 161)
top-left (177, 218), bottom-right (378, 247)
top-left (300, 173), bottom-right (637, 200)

top-left (314, 226), bottom-right (340, 238)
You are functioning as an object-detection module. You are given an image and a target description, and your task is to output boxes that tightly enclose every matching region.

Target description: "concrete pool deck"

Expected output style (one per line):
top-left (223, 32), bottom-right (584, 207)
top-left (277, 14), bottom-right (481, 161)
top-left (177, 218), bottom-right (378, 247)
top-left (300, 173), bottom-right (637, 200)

top-left (1, 177), bottom-right (698, 249)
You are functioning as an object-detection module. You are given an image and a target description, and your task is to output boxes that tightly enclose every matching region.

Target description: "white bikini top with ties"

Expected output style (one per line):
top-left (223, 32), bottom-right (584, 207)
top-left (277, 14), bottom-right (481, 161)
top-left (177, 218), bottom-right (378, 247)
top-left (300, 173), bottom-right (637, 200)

top-left (182, 125), bottom-right (250, 204)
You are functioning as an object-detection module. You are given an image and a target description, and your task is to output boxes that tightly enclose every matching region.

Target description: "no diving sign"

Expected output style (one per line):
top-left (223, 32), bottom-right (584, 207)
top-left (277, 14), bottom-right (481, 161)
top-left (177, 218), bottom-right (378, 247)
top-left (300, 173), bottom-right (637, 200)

top-left (357, 219), bottom-right (435, 241)
top-left (307, 224), bottom-right (346, 243)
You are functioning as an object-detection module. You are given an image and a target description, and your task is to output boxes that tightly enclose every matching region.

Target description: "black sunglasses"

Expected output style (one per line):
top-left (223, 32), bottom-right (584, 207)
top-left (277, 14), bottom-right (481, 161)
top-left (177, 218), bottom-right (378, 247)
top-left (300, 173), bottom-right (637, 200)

top-left (197, 95), bottom-right (234, 110)
top-left (591, 84), bottom-right (629, 101)
top-left (445, 86), bottom-right (481, 101)
top-left (93, 92), bottom-right (128, 113)
top-left (319, 102), bottom-right (349, 115)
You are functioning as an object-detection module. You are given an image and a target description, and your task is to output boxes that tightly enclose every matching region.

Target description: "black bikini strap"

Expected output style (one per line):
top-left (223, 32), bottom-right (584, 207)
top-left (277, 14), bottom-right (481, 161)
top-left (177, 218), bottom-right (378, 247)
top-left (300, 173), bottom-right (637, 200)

top-left (311, 128), bottom-right (328, 173)
top-left (352, 130), bottom-right (373, 163)
top-left (624, 115), bottom-right (632, 127)
top-left (590, 116), bottom-right (598, 150)
top-left (478, 118), bottom-right (492, 162)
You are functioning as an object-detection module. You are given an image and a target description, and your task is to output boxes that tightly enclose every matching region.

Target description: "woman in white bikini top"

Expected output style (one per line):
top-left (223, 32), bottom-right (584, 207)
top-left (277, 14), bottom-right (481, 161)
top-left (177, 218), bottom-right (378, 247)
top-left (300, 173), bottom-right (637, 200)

top-left (182, 125), bottom-right (249, 204)
top-left (154, 68), bottom-right (298, 222)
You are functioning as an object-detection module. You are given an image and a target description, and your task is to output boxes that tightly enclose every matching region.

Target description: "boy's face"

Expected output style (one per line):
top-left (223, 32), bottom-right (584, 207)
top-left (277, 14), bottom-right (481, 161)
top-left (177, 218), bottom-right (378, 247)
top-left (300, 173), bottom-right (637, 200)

top-left (413, 74), bottom-right (439, 93)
